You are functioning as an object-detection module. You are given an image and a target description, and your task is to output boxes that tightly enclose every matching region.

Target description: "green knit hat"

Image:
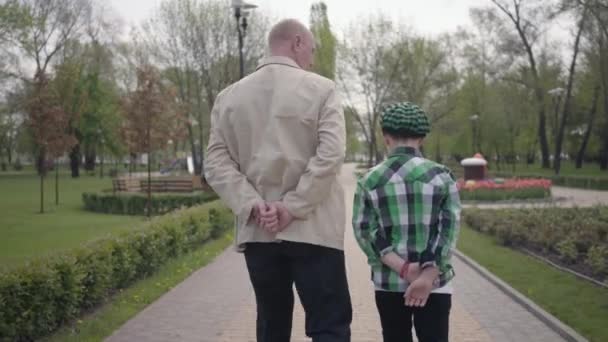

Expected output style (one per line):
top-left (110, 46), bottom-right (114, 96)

top-left (380, 102), bottom-right (431, 136)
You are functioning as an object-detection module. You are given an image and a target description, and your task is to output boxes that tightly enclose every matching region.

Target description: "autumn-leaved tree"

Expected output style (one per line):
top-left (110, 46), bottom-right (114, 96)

top-left (121, 65), bottom-right (185, 217)
top-left (26, 72), bottom-right (76, 213)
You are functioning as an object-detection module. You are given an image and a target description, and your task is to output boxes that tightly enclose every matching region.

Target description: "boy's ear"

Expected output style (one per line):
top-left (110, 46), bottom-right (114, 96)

top-left (383, 135), bottom-right (391, 146)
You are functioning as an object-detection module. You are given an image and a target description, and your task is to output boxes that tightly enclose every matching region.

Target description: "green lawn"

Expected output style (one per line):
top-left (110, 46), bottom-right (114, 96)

top-left (0, 169), bottom-right (144, 268)
top-left (458, 225), bottom-right (608, 342)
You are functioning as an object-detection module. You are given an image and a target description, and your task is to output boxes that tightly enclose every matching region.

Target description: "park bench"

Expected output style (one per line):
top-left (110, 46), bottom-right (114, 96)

top-left (112, 178), bottom-right (142, 193)
top-left (112, 176), bottom-right (206, 193)
top-left (140, 178), bottom-right (194, 193)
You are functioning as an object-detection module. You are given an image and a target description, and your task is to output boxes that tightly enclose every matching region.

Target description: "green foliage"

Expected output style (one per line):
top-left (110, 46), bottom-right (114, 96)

top-left (556, 238), bottom-right (579, 263)
top-left (0, 202), bottom-right (233, 341)
top-left (45, 233), bottom-right (233, 342)
top-left (459, 187), bottom-right (551, 202)
top-left (310, 2), bottom-right (337, 80)
top-left (463, 206), bottom-right (608, 279)
top-left (586, 245), bottom-right (608, 276)
top-left (0, 0), bottom-right (31, 43)
top-left (82, 191), bottom-right (218, 216)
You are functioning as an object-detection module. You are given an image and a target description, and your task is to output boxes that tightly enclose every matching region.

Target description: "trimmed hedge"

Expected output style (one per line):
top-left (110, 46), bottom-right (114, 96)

top-left (463, 206), bottom-right (608, 279)
top-left (494, 172), bottom-right (608, 191)
top-left (459, 187), bottom-right (551, 202)
top-left (82, 191), bottom-right (218, 216)
top-left (0, 202), bottom-right (233, 341)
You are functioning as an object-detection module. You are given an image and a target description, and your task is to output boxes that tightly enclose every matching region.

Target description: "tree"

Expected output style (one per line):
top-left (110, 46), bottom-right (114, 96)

top-left (0, 87), bottom-right (25, 169)
top-left (488, 0), bottom-right (558, 168)
top-left (121, 65), bottom-right (185, 217)
top-left (338, 15), bottom-right (410, 166)
top-left (9, 0), bottom-right (92, 79)
top-left (140, 0), bottom-right (268, 176)
top-left (310, 2), bottom-right (337, 80)
top-left (0, 0), bottom-right (30, 82)
top-left (1, 0), bottom-right (93, 186)
top-left (52, 49), bottom-right (88, 177)
top-left (26, 72), bottom-right (76, 213)
top-left (553, 5), bottom-right (588, 174)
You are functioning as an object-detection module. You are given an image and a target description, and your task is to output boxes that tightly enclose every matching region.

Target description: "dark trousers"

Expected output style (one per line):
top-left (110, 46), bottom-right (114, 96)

top-left (375, 291), bottom-right (451, 342)
top-left (244, 241), bottom-right (352, 342)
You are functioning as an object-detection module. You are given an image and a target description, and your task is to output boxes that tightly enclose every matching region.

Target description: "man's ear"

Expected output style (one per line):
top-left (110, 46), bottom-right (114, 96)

top-left (294, 35), bottom-right (302, 50)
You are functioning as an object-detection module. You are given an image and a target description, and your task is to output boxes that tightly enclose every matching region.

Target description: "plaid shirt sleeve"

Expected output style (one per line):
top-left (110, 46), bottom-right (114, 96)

top-left (420, 176), bottom-right (461, 282)
top-left (352, 180), bottom-right (389, 265)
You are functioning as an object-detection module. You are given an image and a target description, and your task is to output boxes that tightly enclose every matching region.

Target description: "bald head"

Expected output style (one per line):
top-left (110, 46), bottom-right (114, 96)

top-left (268, 19), bottom-right (315, 70)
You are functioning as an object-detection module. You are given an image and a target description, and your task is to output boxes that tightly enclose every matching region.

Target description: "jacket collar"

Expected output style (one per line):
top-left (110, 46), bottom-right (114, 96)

top-left (256, 56), bottom-right (301, 71)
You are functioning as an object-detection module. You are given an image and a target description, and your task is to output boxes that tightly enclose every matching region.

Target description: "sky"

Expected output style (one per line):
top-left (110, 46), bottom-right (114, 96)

top-left (108, 0), bottom-right (491, 37)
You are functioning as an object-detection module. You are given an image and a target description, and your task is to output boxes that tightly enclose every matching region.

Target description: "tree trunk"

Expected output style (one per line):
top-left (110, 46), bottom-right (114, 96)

top-left (600, 33), bottom-right (608, 170)
top-left (368, 134), bottom-right (377, 168)
top-left (69, 145), bottom-right (80, 178)
top-left (435, 135), bottom-right (442, 163)
top-left (147, 152), bottom-right (152, 218)
top-left (197, 118), bottom-right (205, 175)
top-left (601, 142), bottom-right (608, 170)
top-left (40, 172), bottom-right (44, 214)
top-left (55, 159), bottom-right (59, 205)
top-left (576, 85), bottom-right (600, 168)
top-left (375, 148), bottom-right (384, 165)
top-left (554, 11), bottom-right (586, 175)
top-left (147, 119), bottom-right (152, 218)
top-left (99, 152), bottom-right (104, 178)
top-left (84, 146), bottom-right (96, 172)
top-left (38, 149), bottom-right (46, 213)
top-left (538, 107), bottom-right (550, 168)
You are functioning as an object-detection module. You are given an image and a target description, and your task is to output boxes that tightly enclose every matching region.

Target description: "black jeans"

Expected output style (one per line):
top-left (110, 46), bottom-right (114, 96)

top-left (375, 291), bottom-right (451, 342)
top-left (244, 241), bottom-right (352, 342)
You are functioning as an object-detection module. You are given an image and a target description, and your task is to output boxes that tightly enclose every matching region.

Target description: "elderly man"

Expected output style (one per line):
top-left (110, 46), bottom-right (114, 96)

top-left (204, 19), bottom-right (352, 342)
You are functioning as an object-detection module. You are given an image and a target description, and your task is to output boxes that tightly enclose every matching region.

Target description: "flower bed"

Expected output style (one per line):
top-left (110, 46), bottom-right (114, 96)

top-left (458, 178), bottom-right (552, 201)
top-left (494, 172), bottom-right (608, 191)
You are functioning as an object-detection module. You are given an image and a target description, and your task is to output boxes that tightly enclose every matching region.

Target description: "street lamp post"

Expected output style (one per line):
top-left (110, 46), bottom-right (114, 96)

top-left (231, 0), bottom-right (257, 79)
top-left (470, 114), bottom-right (480, 154)
top-left (100, 137), bottom-right (105, 178)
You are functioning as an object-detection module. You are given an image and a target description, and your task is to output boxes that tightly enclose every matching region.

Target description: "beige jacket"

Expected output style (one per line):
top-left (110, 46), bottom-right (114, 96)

top-left (204, 56), bottom-right (346, 251)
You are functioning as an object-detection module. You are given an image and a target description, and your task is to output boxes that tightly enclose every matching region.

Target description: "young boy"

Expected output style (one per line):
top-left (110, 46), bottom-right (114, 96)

top-left (352, 102), bottom-right (461, 342)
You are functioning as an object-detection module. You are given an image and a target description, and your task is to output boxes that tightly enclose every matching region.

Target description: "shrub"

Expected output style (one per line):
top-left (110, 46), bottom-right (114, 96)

top-left (82, 191), bottom-right (218, 216)
top-left (464, 206), bottom-right (608, 279)
top-left (556, 238), bottom-right (578, 263)
top-left (459, 187), bottom-right (550, 202)
top-left (0, 202), bottom-right (233, 341)
top-left (586, 245), bottom-right (608, 276)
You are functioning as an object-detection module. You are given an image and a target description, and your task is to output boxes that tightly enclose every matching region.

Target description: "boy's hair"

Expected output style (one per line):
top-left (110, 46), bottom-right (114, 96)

top-left (381, 127), bottom-right (426, 140)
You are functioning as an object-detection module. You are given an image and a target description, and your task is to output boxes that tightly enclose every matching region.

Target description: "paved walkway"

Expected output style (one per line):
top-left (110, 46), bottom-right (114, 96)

top-left (107, 164), bottom-right (570, 342)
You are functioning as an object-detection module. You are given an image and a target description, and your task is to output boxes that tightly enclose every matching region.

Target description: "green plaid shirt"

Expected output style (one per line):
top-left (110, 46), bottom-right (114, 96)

top-left (352, 147), bottom-right (461, 292)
